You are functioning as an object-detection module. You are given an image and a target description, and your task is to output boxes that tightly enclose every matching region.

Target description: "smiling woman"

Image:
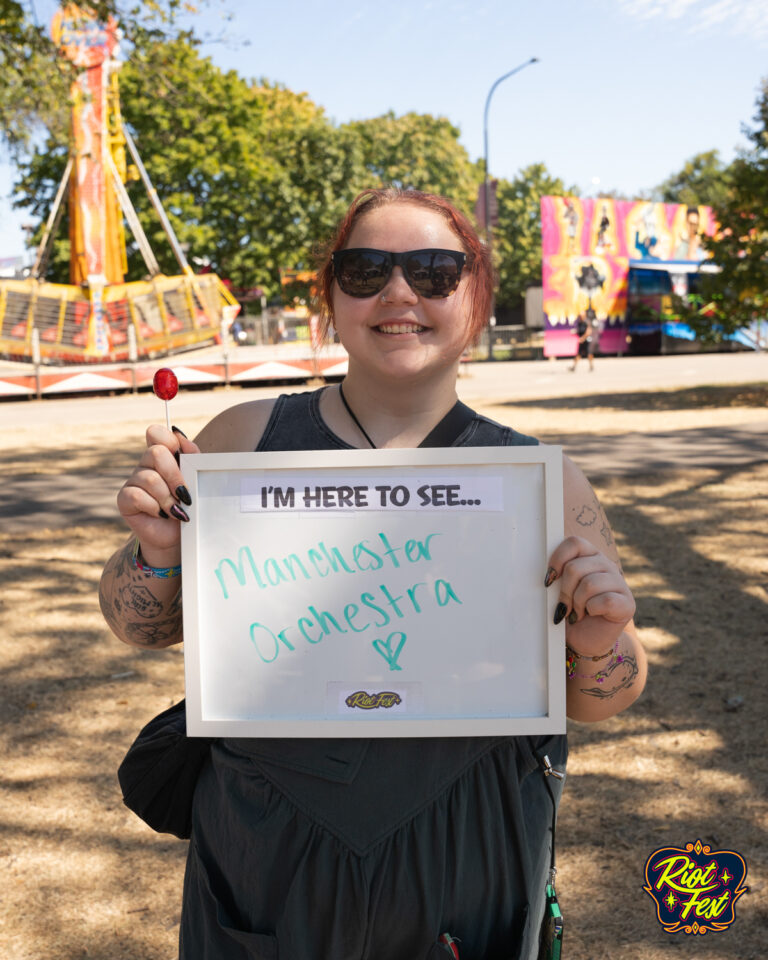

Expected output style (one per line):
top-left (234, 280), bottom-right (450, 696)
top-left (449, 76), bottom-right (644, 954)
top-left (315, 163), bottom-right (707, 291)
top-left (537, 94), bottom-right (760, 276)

top-left (99, 186), bottom-right (646, 960)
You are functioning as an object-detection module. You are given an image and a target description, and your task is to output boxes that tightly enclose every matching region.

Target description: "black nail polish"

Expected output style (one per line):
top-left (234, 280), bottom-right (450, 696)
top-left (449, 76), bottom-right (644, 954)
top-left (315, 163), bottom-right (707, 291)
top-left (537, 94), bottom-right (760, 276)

top-left (173, 448), bottom-right (180, 466)
top-left (176, 485), bottom-right (192, 506)
top-left (568, 610), bottom-right (579, 625)
top-left (554, 602), bottom-right (568, 625)
top-left (170, 503), bottom-right (190, 523)
top-left (158, 508), bottom-right (170, 519)
top-left (171, 425), bottom-right (188, 439)
top-left (544, 567), bottom-right (557, 588)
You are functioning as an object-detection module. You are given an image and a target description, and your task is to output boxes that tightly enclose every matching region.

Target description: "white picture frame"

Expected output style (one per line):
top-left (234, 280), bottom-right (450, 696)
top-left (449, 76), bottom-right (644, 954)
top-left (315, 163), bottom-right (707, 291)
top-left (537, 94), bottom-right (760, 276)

top-left (180, 446), bottom-right (565, 737)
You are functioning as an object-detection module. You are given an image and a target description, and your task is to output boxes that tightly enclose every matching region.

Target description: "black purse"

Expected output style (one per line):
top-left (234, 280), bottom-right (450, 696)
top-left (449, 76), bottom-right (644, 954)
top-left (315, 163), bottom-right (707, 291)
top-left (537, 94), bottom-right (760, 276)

top-left (117, 699), bottom-right (212, 839)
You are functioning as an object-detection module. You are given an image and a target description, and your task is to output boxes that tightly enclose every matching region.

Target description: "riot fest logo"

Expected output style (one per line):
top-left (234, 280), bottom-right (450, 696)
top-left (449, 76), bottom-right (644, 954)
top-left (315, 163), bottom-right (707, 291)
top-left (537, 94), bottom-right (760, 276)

top-left (643, 839), bottom-right (747, 935)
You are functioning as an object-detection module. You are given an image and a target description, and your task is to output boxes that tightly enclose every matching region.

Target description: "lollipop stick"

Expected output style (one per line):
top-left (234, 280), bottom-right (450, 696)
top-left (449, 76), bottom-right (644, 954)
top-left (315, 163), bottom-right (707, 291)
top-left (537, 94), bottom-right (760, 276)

top-left (165, 401), bottom-right (171, 431)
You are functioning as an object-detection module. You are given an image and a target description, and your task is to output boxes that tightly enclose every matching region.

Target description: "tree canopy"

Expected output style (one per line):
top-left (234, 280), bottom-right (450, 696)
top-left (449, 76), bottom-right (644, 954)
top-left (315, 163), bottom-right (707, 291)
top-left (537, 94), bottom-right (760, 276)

top-left (493, 163), bottom-right (575, 311)
top-left (671, 82), bottom-right (768, 341)
top-left (343, 112), bottom-right (481, 215)
top-left (654, 149), bottom-right (733, 210)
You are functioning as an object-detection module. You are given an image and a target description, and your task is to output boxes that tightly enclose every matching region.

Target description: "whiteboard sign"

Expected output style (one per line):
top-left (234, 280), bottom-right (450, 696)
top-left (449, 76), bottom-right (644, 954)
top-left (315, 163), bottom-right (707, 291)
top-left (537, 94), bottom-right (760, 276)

top-left (181, 446), bottom-right (565, 737)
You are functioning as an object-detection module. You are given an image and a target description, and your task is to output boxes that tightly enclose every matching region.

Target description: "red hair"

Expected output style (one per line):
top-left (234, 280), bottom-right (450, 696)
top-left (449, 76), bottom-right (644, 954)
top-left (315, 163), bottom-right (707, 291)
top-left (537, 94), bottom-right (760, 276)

top-left (316, 188), bottom-right (493, 345)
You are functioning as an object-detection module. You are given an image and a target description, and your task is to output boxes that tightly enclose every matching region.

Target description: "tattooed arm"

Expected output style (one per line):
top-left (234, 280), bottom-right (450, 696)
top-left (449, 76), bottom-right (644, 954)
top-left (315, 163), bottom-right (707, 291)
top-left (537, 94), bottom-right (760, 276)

top-left (547, 455), bottom-right (647, 722)
top-left (99, 536), bottom-right (184, 647)
top-left (99, 424), bottom-right (199, 648)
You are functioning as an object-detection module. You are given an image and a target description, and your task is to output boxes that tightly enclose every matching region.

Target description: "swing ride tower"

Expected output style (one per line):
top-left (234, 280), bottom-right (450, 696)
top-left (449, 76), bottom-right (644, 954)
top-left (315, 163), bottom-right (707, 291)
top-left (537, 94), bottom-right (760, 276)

top-left (0, 3), bottom-right (238, 363)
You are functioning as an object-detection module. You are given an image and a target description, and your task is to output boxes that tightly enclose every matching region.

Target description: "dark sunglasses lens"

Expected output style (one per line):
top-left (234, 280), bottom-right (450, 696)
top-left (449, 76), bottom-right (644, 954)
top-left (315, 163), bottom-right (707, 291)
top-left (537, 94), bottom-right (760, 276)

top-left (336, 251), bottom-right (390, 297)
top-left (404, 252), bottom-right (462, 298)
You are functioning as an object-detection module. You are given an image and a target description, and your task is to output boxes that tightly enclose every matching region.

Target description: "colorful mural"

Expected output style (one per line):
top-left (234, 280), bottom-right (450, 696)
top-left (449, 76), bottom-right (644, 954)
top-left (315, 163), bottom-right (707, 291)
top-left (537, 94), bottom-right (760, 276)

top-left (541, 197), bottom-right (716, 357)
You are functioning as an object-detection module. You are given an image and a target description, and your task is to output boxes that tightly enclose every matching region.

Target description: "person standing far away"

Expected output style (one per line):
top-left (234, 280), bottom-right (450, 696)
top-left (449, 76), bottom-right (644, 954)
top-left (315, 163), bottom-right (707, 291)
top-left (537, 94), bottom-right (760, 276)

top-left (570, 311), bottom-right (595, 372)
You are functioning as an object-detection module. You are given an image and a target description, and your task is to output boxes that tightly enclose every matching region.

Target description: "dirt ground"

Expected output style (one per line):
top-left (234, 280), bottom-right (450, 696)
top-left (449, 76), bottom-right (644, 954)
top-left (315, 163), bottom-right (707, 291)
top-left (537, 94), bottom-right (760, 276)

top-left (1, 381), bottom-right (766, 959)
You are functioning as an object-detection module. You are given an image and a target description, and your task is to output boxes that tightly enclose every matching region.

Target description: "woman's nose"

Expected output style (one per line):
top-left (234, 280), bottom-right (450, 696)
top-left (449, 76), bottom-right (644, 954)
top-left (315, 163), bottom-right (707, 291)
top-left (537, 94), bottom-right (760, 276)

top-left (380, 266), bottom-right (418, 303)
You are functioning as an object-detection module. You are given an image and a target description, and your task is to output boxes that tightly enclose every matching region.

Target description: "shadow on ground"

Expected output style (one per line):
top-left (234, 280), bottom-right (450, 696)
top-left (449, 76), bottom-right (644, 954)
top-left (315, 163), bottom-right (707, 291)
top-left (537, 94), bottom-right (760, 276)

top-left (504, 381), bottom-right (768, 412)
top-left (0, 456), bottom-right (766, 958)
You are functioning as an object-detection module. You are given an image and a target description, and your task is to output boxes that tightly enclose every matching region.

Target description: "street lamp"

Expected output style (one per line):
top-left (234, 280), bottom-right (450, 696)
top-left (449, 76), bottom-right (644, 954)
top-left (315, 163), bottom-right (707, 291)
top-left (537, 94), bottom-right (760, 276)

top-left (482, 57), bottom-right (539, 357)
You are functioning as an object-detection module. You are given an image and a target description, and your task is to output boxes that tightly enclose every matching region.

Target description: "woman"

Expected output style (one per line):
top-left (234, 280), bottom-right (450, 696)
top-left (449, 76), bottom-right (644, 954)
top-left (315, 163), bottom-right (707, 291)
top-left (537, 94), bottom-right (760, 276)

top-left (100, 188), bottom-right (646, 960)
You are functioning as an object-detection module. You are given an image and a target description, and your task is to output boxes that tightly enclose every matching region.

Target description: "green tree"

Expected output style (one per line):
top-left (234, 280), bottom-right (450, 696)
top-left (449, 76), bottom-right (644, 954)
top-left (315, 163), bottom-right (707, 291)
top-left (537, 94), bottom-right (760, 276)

top-left (0, 0), bottom-right (68, 154)
top-left (672, 83), bottom-right (768, 341)
top-left (493, 163), bottom-right (575, 311)
top-left (654, 149), bottom-right (733, 209)
top-left (0, 0), bottom-right (200, 156)
top-left (343, 111), bottom-right (480, 214)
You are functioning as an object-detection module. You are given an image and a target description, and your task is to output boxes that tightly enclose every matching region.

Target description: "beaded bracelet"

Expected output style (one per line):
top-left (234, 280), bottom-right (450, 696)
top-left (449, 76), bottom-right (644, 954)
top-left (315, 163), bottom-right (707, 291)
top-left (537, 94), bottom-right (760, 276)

top-left (131, 538), bottom-right (181, 579)
top-left (566, 639), bottom-right (623, 683)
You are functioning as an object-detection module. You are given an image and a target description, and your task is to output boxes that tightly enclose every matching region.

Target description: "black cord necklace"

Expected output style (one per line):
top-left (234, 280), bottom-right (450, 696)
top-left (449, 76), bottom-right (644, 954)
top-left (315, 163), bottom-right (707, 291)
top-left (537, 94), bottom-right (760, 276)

top-left (338, 382), bottom-right (376, 449)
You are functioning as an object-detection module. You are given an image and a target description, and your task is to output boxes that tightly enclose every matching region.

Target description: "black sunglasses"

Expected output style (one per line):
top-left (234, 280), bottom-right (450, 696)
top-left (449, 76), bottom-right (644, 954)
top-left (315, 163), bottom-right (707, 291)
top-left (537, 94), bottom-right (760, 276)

top-left (332, 248), bottom-right (467, 299)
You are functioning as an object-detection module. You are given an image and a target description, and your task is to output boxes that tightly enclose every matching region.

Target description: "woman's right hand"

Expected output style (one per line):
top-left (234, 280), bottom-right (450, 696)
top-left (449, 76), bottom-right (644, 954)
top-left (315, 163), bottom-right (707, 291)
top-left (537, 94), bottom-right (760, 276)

top-left (116, 425), bottom-right (200, 564)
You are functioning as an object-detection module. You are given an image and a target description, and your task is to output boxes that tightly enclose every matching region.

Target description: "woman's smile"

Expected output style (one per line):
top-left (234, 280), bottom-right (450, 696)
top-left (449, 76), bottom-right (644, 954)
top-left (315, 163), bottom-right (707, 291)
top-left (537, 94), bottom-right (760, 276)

top-left (374, 321), bottom-right (430, 335)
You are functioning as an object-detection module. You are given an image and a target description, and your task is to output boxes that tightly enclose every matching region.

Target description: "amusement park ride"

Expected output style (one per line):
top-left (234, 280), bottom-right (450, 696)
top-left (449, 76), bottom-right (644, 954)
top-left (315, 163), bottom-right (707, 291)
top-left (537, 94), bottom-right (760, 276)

top-left (0, 3), bottom-right (239, 364)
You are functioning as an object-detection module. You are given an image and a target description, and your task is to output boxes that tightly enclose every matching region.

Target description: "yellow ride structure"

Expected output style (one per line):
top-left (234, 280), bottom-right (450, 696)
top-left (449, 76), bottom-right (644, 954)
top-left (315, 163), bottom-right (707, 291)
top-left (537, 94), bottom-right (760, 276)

top-left (0, 3), bottom-right (238, 363)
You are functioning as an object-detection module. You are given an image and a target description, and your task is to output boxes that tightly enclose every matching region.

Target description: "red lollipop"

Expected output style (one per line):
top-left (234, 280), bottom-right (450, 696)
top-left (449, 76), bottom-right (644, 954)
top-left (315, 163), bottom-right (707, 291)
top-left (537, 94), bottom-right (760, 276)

top-left (153, 367), bottom-right (178, 429)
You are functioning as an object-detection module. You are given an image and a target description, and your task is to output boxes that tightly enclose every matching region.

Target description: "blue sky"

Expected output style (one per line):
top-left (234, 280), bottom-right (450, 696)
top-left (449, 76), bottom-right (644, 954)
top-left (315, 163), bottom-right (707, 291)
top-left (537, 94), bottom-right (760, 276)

top-left (2, 0), bottom-right (767, 259)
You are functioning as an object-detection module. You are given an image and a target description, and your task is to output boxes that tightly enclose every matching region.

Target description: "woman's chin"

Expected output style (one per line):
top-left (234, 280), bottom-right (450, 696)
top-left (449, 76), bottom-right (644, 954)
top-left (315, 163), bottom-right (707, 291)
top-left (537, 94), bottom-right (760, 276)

top-left (353, 352), bottom-right (460, 384)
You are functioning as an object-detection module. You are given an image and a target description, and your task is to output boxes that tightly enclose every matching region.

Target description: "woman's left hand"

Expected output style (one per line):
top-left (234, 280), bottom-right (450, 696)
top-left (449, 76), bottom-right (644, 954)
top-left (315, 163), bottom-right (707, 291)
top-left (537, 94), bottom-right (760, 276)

top-left (546, 535), bottom-right (636, 657)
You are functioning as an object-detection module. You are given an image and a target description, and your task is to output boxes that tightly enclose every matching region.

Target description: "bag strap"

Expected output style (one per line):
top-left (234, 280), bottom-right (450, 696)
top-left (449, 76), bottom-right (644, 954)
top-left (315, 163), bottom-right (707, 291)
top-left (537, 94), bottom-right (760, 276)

top-left (541, 754), bottom-right (563, 882)
top-left (418, 400), bottom-right (475, 448)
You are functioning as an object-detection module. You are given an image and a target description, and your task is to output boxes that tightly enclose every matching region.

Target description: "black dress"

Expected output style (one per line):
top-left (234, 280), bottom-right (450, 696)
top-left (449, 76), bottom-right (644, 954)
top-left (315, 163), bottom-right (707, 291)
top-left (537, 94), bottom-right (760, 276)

top-left (179, 390), bottom-right (567, 960)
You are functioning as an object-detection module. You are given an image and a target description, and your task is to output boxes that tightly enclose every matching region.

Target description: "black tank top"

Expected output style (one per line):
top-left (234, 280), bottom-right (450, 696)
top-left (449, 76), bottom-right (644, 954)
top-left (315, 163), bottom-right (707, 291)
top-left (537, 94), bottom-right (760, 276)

top-left (257, 388), bottom-right (539, 453)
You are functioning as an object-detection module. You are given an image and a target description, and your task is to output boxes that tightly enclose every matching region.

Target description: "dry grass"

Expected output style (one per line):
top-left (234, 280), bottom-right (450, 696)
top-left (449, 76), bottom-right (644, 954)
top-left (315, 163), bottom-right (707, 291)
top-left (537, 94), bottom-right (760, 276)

top-left (1, 384), bottom-right (766, 958)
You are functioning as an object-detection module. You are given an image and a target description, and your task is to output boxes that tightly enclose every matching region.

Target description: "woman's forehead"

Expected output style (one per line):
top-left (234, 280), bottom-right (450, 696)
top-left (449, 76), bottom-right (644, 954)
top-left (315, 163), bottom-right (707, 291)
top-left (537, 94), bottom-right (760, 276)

top-left (347, 203), bottom-right (463, 250)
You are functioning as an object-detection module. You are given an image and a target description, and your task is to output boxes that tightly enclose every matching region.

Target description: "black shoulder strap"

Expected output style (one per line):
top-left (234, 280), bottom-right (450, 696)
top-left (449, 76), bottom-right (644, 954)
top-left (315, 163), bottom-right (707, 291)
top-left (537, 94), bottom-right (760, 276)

top-left (418, 400), bottom-right (475, 448)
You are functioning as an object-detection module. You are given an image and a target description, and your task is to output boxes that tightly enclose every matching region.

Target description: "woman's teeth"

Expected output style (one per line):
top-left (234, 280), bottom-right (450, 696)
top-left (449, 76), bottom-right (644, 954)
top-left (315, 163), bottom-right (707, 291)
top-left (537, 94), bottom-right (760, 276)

top-left (377, 323), bottom-right (426, 334)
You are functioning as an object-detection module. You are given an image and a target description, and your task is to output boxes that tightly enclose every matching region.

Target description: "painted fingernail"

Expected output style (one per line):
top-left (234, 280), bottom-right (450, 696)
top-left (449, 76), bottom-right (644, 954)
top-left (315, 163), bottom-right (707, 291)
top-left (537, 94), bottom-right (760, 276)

top-left (158, 508), bottom-right (170, 519)
top-left (568, 610), bottom-right (579, 625)
top-left (170, 503), bottom-right (190, 523)
top-left (171, 425), bottom-right (188, 439)
top-left (554, 602), bottom-right (568, 625)
top-left (173, 448), bottom-right (181, 466)
top-left (176, 485), bottom-right (192, 506)
top-left (544, 567), bottom-right (557, 588)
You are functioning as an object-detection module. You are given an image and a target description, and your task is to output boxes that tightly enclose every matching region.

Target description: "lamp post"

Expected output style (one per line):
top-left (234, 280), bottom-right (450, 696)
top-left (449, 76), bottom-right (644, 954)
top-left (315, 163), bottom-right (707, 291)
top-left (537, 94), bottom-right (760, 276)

top-left (483, 57), bottom-right (539, 358)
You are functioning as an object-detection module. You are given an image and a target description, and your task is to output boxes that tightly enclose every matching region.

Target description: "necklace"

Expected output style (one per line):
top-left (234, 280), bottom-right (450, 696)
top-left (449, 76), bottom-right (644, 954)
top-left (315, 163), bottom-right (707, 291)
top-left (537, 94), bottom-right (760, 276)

top-left (338, 382), bottom-right (376, 449)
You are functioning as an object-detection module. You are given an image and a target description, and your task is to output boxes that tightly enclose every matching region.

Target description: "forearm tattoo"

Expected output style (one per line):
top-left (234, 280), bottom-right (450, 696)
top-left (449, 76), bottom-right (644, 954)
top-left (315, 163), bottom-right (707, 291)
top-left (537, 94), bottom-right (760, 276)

top-left (99, 541), bottom-right (182, 646)
top-left (577, 653), bottom-right (639, 700)
top-left (125, 617), bottom-right (183, 646)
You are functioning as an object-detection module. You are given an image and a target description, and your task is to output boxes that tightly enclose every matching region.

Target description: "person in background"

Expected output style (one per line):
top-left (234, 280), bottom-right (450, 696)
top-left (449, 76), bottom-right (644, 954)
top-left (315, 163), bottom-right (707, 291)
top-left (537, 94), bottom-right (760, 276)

top-left (570, 308), bottom-right (596, 372)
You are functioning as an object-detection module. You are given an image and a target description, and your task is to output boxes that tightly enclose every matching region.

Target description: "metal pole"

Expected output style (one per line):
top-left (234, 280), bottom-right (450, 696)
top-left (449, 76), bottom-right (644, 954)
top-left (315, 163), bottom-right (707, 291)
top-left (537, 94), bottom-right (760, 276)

top-left (106, 151), bottom-right (161, 276)
top-left (221, 317), bottom-right (230, 387)
top-left (31, 157), bottom-right (73, 280)
top-left (122, 124), bottom-right (194, 276)
top-left (482, 57), bottom-right (539, 359)
top-left (32, 328), bottom-right (41, 400)
top-left (127, 324), bottom-right (138, 394)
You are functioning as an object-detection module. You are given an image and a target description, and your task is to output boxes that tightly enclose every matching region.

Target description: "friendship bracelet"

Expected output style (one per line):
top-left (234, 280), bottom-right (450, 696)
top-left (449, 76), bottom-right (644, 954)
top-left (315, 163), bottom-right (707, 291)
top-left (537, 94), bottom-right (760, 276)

top-left (565, 642), bottom-right (614, 663)
top-left (566, 639), bottom-right (623, 682)
top-left (131, 538), bottom-right (181, 579)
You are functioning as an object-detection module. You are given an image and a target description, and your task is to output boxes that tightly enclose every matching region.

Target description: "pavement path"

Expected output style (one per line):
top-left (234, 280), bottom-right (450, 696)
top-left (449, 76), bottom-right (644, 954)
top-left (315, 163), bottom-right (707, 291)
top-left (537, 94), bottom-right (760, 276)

top-left (2, 352), bottom-right (766, 533)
